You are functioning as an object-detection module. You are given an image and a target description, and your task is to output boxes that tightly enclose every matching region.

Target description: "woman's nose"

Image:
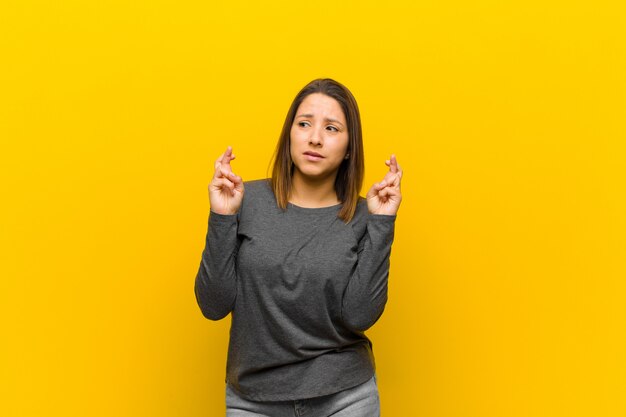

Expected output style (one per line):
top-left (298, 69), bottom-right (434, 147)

top-left (309, 126), bottom-right (323, 145)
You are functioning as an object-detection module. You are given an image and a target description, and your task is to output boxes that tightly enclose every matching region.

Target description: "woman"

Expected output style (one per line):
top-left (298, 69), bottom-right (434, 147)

top-left (195, 78), bottom-right (403, 416)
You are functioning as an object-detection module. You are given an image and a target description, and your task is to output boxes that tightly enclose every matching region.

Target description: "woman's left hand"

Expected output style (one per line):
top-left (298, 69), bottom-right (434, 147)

top-left (366, 154), bottom-right (403, 215)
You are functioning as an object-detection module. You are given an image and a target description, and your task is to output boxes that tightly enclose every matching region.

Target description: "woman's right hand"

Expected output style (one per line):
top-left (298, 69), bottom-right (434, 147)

top-left (209, 146), bottom-right (244, 215)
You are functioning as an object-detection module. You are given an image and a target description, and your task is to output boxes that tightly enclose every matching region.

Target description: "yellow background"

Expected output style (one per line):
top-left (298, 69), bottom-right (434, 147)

top-left (1, 1), bottom-right (625, 416)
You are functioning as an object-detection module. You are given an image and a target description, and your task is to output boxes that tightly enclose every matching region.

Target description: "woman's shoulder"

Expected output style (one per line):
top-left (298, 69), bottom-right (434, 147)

top-left (348, 196), bottom-right (369, 224)
top-left (243, 178), bottom-right (271, 188)
top-left (243, 178), bottom-right (273, 195)
top-left (240, 178), bottom-right (275, 210)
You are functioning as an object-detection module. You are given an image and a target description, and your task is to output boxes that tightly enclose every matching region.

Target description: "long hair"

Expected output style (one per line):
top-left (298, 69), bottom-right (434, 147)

top-left (270, 78), bottom-right (365, 223)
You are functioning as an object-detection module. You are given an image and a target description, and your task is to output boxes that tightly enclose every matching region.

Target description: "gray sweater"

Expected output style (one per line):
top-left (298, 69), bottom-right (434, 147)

top-left (194, 179), bottom-right (396, 401)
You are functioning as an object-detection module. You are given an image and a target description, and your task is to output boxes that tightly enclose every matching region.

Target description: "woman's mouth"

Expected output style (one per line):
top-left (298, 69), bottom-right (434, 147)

top-left (303, 151), bottom-right (324, 161)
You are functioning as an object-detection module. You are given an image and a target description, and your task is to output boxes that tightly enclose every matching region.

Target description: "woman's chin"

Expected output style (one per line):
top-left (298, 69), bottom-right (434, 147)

top-left (293, 168), bottom-right (336, 183)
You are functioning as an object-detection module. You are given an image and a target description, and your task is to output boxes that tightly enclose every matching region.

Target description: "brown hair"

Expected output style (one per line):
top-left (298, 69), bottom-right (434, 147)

top-left (270, 78), bottom-right (365, 223)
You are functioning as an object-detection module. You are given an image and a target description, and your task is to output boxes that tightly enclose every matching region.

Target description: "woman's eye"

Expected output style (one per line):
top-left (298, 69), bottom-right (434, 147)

top-left (327, 125), bottom-right (338, 132)
top-left (298, 121), bottom-right (309, 127)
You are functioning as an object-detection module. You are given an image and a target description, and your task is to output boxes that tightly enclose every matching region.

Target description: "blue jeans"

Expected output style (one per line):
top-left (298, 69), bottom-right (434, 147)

top-left (225, 374), bottom-right (380, 416)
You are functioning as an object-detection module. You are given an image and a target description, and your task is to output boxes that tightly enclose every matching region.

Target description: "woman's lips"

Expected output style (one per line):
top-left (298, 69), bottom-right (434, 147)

top-left (303, 152), bottom-right (324, 161)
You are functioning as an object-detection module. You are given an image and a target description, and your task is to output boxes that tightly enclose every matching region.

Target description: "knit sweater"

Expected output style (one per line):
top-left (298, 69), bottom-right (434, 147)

top-left (194, 178), bottom-right (396, 401)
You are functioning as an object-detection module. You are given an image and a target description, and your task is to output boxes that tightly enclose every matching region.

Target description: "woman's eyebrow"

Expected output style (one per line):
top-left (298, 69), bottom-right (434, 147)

top-left (295, 114), bottom-right (345, 127)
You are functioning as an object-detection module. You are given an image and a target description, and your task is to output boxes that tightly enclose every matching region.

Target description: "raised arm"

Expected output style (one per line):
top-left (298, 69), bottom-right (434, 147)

top-left (341, 154), bottom-right (403, 331)
top-left (194, 146), bottom-right (245, 320)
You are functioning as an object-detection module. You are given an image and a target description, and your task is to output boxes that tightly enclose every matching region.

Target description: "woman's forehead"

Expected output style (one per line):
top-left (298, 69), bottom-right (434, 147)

top-left (296, 93), bottom-right (345, 120)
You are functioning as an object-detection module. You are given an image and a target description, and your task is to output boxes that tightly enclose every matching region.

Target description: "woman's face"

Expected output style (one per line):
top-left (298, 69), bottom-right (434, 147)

top-left (290, 93), bottom-right (349, 183)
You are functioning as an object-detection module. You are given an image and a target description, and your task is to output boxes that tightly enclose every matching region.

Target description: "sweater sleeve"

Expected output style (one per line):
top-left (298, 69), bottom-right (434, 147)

top-left (341, 213), bottom-right (397, 332)
top-left (194, 210), bottom-right (240, 320)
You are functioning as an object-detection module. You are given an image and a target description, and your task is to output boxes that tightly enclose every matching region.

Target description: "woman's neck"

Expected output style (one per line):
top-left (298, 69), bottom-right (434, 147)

top-left (289, 171), bottom-right (340, 208)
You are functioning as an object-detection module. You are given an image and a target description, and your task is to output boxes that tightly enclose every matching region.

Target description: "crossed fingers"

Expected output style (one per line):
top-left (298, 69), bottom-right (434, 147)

top-left (383, 154), bottom-right (403, 188)
top-left (214, 146), bottom-right (236, 179)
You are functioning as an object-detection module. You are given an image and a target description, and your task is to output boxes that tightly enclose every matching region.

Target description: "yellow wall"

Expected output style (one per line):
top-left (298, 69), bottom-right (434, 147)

top-left (1, 1), bottom-right (624, 416)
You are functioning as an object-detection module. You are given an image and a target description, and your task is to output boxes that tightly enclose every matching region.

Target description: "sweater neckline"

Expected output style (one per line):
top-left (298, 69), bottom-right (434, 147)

top-left (286, 201), bottom-right (342, 214)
